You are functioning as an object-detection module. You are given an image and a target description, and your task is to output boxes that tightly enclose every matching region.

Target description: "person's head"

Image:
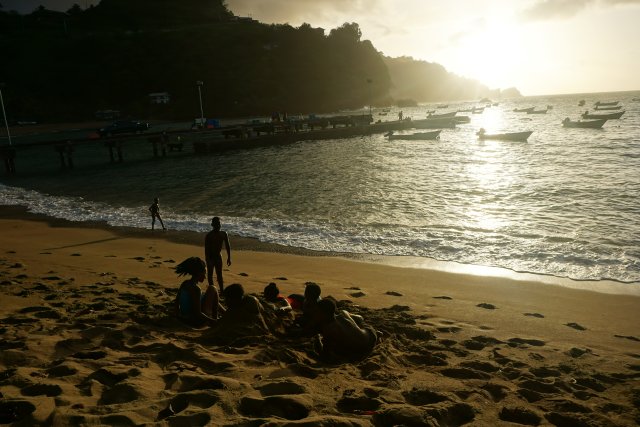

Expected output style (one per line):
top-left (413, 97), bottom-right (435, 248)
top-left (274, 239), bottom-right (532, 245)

top-left (315, 298), bottom-right (336, 324)
top-left (223, 283), bottom-right (244, 309)
top-left (154, 197), bottom-right (159, 203)
top-left (304, 283), bottom-right (321, 301)
top-left (175, 257), bottom-right (206, 282)
top-left (263, 282), bottom-right (280, 301)
top-left (211, 216), bottom-right (221, 231)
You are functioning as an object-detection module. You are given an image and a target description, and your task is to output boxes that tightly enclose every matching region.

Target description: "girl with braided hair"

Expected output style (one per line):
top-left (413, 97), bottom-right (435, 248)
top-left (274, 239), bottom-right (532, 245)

top-left (174, 257), bottom-right (221, 327)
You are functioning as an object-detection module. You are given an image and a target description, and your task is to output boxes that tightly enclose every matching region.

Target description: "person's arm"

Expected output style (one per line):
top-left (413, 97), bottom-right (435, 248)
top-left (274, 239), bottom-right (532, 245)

top-left (224, 232), bottom-right (231, 266)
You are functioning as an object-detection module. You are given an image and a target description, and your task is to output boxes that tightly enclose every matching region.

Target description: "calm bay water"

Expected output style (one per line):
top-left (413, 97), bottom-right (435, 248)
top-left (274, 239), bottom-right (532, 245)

top-left (1, 91), bottom-right (639, 284)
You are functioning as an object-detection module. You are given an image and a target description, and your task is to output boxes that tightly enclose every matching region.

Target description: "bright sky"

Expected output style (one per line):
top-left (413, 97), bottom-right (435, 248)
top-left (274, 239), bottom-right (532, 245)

top-left (6, 0), bottom-right (640, 96)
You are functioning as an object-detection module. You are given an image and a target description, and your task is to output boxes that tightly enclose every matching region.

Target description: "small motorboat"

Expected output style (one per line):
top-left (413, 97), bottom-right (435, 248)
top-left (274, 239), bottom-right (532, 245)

top-left (595, 101), bottom-right (619, 106)
top-left (632, 98), bottom-right (640, 102)
top-left (453, 115), bottom-right (471, 123)
top-left (581, 110), bottom-right (625, 120)
top-left (472, 107), bottom-right (484, 114)
top-left (386, 130), bottom-right (441, 140)
top-left (578, 100), bottom-right (586, 106)
top-left (425, 110), bottom-right (435, 114)
top-left (595, 105), bottom-right (622, 111)
top-left (477, 128), bottom-right (533, 142)
top-left (527, 109), bottom-right (548, 114)
top-left (428, 111), bottom-right (456, 119)
top-left (412, 118), bottom-right (457, 129)
top-left (562, 118), bottom-right (606, 129)
top-left (513, 107), bottom-right (535, 113)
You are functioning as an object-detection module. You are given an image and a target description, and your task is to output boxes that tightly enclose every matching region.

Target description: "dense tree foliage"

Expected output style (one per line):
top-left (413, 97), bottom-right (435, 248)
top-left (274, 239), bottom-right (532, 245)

top-left (0, 1), bottom-right (517, 122)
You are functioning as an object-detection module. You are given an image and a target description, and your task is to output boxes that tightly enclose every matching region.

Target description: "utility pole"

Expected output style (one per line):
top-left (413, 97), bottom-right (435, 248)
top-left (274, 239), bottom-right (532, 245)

top-left (196, 81), bottom-right (205, 128)
top-left (0, 85), bottom-right (12, 146)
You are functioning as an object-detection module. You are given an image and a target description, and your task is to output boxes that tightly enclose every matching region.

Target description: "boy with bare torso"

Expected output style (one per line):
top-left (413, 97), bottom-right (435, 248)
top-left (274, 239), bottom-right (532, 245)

top-left (205, 216), bottom-right (231, 292)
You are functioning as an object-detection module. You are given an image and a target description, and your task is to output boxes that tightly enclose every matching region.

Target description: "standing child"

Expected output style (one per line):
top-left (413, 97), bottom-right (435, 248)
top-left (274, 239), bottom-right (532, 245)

top-left (149, 197), bottom-right (166, 231)
top-left (205, 216), bottom-right (231, 292)
top-left (174, 257), bottom-right (220, 327)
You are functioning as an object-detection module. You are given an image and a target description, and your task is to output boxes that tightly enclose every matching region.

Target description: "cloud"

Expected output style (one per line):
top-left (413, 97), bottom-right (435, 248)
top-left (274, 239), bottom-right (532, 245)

top-left (520, 0), bottom-right (640, 21)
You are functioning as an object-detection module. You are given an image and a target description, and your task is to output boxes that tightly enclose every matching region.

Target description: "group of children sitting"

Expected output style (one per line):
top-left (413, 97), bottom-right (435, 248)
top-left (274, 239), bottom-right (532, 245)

top-left (173, 256), bottom-right (378, 361)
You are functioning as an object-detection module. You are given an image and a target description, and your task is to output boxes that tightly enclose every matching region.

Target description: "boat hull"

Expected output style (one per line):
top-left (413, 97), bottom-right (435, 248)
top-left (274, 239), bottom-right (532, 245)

top-left (388, 130), bottom-right (442, 140)
top-left (582, 111), bottom-right (624, 120)
top-left (412, 118), bottom-right (456, 129)
top-left (595, 106), bottom-right (622, 111)
top-left (478, 131), bottom-right (533, 142)
top-left (562, 119), bottom-right (607, 129)
top-left (513, 107), bottom-right (535, 113)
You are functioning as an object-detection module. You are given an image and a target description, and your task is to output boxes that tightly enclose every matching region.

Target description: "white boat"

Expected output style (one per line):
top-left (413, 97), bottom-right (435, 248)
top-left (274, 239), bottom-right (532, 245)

top-left (527, 109), bottom-right (548, 114)
top-left (412, 118), bottom-right (457, 129)
top-left (562, 118), bottom-right (606, 129)
top-left (594, 101), bottom-right (619, 106)
top-left (477, 128), bottom-right (532, 142)
top-left (386, 130), bottom-right (441, 140)
top-left (581, 110), bottom-right (624, 120)
top-left (513, 107), bottom-right (535, 113)
top-left (595, 105), bottom-right (622, 111)
top-left (428, 112), bottom-right (457, 119)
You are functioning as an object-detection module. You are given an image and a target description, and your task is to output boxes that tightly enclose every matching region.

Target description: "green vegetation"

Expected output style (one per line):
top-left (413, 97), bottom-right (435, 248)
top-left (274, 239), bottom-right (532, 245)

top-left (0, 0), bottom-right (519, 122)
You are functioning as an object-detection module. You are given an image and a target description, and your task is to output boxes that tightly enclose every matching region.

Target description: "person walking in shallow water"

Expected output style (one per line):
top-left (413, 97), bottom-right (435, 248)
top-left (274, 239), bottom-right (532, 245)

top-left (149, 197), bottom-right (166, 231)
top-left (205, 216), bottom-right (231, 292)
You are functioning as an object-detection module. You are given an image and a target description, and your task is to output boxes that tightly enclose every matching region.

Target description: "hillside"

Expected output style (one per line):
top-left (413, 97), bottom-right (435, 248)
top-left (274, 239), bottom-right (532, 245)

top-left (0, 0), bottom-right (519, 122)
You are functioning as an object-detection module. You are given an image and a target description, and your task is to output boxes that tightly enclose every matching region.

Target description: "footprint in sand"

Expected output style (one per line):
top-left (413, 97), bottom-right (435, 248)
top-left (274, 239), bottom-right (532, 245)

top-left (238, 272), bottom-right (249, 277)
top-left (524, 313), bottom-right (545, 318)
top-left (273, 277), bottom-right (288, 281)
top-left (477, 303), bottom-right (497, 310)
top-left (385, 291), bottom-right (403, 296)
top-left (345, 286), bottom-right (361, 290)
top-left (614, 334), bottom-right (640, 342)
top-left (350, 291), bottom-right (366, 298)
top-left (433, 295), bottom-right (452, 300)
top-left (566, 322), bottom-right (587, 331)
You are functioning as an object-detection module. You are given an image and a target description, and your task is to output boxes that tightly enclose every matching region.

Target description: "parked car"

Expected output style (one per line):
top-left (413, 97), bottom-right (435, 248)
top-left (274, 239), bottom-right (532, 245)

top-left (98, 120), bottom-right (150, 137)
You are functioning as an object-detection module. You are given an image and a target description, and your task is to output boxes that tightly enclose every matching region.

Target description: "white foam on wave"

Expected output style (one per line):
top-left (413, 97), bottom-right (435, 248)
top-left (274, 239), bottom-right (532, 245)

top-left (1, 183), bottom-right (639, 284)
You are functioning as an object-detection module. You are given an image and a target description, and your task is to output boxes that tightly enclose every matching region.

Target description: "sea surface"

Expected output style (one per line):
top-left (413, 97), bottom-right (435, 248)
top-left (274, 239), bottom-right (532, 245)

top-left (1, 91), bottom-right (640, 285)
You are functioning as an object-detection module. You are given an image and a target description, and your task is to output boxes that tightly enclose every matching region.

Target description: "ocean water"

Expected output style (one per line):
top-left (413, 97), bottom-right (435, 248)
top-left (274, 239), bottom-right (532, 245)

top-left (1, 91), bottom-right (640, 284)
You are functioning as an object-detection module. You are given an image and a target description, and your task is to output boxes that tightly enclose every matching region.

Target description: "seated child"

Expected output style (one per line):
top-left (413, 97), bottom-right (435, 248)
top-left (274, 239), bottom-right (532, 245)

top-left (313, 298), bottom-right (377, 362)
top-left (263, 282), bottom-right (304, 311)
top-left (219, 283), bottom-right (269, 333)
top-left (174, 257), bottom-right (220, 327)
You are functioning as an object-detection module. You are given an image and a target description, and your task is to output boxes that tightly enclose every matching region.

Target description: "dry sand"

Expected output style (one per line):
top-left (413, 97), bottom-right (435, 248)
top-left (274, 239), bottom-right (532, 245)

top-left (0, 217), bottom-right (639, 426)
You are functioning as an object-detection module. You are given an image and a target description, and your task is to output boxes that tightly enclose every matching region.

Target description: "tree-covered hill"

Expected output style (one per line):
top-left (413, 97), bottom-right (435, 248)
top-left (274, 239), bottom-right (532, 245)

top-left (0, 0), bottom-right (519, 122)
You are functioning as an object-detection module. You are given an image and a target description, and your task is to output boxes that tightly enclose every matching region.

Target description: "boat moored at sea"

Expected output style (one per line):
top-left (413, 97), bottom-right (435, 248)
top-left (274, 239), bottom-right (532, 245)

top-left (428, 111), bottom-right (457, 119)
top-left (453, 116), bottom-right (471, 123)
top-left (578, 100), bottom-right (586, 106)
top-left (581, 110), bottom-right (625, 120)
top-left (412, 118), bottom-right (457, 129)
top-left (386, 130), bottom-right (441, 140)
top-left (595, 101), bottom-right (619, 106)
top-left (476, 128), bottom-right (533, 142)
top-left (595, 105), bottom-right (622, 111)
top-left (513, 107), bottom-right (535, 113)
top-left (562, 118), bottom-right (607, 129)
top-left (527, 109), bottom-right (548, 114)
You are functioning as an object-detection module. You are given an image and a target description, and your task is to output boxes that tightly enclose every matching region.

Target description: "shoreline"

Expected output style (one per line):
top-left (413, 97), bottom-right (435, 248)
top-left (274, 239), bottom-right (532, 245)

top-left (1, 203), bottom-right (637, 296)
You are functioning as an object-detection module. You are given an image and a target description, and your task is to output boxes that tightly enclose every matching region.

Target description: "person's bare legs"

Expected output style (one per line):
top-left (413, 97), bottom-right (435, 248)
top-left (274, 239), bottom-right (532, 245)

top-left (202, 285), bottom-right (219, 318)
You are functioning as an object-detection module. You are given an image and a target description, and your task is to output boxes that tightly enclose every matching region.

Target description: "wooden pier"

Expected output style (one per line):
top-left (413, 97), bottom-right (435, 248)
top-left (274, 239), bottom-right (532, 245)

top-left (0, 116), bottom-right (448, 175)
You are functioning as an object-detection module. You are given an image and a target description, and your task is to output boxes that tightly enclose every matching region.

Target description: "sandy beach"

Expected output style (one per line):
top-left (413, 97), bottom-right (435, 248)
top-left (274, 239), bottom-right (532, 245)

top-left (1, 216), bottom-right (639, 426)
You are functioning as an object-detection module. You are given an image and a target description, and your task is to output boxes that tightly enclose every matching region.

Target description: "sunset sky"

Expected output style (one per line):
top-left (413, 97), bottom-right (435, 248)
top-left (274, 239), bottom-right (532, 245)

top-left (5, 0), bottom-right (640, 96)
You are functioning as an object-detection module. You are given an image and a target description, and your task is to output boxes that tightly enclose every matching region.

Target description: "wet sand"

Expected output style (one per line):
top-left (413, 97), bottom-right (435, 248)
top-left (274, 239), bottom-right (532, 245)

top-left (0, 216), bottom-right (639, 425)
